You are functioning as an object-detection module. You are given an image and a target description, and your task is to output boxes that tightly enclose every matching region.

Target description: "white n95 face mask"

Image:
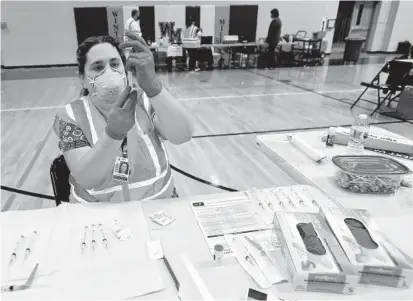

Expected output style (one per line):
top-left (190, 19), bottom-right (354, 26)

top-left (87, 67), bottom-right (127, 104)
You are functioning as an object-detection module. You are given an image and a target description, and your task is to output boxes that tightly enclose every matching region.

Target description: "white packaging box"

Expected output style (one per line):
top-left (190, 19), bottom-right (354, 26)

top-left (322, 207), bottom-right (413, 288)
top-left (273, 212), bottom-right (359, 294)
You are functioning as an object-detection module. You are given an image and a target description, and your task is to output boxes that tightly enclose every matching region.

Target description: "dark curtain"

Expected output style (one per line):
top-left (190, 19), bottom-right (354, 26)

top-left (139, 6), bottom-right (155, 43)
top-left (186, 6), bottom-right (201, 28)
top-left (74, 7), bottom-right (108, 45)
top-left (229, 5), bottom-right (258, 42)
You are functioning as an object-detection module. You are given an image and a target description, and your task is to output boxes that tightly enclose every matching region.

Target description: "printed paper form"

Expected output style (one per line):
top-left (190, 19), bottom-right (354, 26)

top-left (190, 194), bottom-right (271, 258)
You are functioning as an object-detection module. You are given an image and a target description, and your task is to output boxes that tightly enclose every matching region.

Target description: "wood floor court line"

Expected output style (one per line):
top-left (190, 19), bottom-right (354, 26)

top-left (3, 60), bottom-right (412, 211)
top-left (191, 119), bottom-right (409, 138)
top-left (2, 126), bottom-right (54, 211)
top-left (0, 88), bottom-right (365, 112)
top-left (244, 68), bottom-right (387, 112)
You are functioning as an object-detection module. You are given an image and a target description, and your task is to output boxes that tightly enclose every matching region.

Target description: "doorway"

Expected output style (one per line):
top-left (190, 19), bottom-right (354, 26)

top-left (332, 1), bottom-right (377, 53)
top-left (332, 1), bottom-right (355, 53)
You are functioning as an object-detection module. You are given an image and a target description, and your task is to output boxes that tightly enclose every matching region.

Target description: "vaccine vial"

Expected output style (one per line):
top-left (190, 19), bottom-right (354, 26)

top-left (213, 244), bottom-right (224, 262)
top-left (326, 127), bottom-right (336, 147)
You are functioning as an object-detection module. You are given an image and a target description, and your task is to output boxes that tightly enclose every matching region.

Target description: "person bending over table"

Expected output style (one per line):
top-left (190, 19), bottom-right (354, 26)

top-left (184, 20), bottom-right (200, 71)
top-left (53, 32), bottom-right (193, 203)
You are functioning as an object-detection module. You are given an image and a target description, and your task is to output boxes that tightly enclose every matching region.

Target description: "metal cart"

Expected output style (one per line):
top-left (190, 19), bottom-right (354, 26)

top-left (293, 38), bottom-right (325, 66)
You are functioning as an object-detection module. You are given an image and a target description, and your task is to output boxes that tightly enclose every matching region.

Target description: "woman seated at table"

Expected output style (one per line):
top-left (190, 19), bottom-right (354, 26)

top-left (53, 32), bottom-right (193, 203)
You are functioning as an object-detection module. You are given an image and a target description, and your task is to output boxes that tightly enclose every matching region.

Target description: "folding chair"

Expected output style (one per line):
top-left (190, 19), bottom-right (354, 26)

top-left (351, 60), bottom-right (411, 116)
top-left (50, 155), bottom-right (71, 206)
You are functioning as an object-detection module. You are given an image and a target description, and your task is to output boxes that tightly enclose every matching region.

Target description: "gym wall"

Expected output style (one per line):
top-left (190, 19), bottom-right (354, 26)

top-left (387, 1), bottom-right (413, 52)
top-left (1, 1), bottom-right (339, 67)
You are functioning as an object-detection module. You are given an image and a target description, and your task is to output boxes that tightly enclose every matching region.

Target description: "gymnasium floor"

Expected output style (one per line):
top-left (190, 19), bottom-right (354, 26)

top-left (2, 55), bottom-right (413, 211)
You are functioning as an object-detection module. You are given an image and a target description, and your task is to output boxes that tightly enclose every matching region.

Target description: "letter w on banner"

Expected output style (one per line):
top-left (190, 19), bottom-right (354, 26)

top-left (158, 22), bottom-right (170, 38)
top-left (158, 22), bottom-right (182, 43)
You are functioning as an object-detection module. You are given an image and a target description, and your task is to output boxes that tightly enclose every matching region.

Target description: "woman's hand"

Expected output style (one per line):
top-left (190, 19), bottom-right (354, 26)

top-left (120, 32), bottom-right (162, 98)
top-left (105, 86), bottom-right (139, 140)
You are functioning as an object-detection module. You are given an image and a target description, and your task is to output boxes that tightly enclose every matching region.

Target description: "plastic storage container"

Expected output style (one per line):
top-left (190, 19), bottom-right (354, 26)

top-left (332, 155), bottom-right (411, 194)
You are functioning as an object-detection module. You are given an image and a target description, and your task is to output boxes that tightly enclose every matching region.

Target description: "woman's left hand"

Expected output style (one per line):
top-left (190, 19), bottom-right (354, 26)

top-left (120, 32), bottom-right (162, 98)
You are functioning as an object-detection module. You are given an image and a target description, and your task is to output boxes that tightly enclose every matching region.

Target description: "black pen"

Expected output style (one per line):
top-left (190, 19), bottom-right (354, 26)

top-left (2, 263), bottom-right (39, 292)
top-left (163, 256), bottom-right (180, 292)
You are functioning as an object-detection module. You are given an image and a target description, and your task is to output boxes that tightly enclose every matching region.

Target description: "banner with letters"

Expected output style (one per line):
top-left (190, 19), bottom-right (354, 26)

top-left (107, 6), bottom-right (124, 43)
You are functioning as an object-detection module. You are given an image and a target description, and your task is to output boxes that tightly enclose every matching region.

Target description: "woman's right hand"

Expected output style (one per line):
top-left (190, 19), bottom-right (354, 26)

top-left (105, 86), bottom-right (139, 140)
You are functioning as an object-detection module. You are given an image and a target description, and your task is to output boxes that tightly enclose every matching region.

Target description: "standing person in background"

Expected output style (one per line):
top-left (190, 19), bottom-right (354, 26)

top-left (196, 28), bottom-right (213, 71)
top-left (185, 20), bottom-right (198, 39)
top-left (184, 20), bottom-right (200, 71)
top-left (125, 9), bottom-right (142, 39)
top-left (196, 28), bottom-right (203, 39)
top-left (265, 8), bottom-right (282, 69)
top-left (124, 10), bottom-right (142, 58)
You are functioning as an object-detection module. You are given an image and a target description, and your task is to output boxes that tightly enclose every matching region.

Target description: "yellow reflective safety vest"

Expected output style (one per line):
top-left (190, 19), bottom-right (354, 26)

top-left (57, 94), bottom-right (174, 203)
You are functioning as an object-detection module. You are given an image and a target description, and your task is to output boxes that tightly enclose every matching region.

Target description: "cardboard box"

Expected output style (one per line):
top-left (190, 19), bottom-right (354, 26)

top-left (322, 207), bottom-right (413, 288)
top-left (273, 212), bottom-right (359, 294)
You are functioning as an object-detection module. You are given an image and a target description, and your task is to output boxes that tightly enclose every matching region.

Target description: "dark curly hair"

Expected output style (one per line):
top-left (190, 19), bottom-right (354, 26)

top-left (76, 35), bottom-right (126, 96)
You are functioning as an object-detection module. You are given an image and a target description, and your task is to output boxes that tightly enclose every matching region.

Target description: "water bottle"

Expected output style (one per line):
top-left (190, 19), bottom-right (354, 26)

top-left (346, 114), bottom-right (370, 155)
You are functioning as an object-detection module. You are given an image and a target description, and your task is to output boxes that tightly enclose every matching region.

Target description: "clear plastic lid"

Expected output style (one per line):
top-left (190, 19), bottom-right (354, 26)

top-left (332, 155), bottom-right (411, 175)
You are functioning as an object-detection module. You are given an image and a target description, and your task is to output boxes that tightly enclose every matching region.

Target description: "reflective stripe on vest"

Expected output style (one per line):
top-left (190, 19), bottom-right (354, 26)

top-left (135, 93), bottom-right (162, 176)
top-left (65, 104), bottom-right (75, 121)
top-left (82, 98), bottom-right (99, 144)
top-left (66, 97), bottom-right (170, 198)
top-left (71, 169), bottom-right (172, 202)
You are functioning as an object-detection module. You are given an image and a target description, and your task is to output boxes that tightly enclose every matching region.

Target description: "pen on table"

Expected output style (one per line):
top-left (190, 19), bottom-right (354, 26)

top-left (163, 255), bottom-right (180, 293)
top-left (9, 235), bottom-right (25, 265)
top-left (2, 263), bottom-right (39, 293)
top-left (24, 231), bottom-right (38, 260)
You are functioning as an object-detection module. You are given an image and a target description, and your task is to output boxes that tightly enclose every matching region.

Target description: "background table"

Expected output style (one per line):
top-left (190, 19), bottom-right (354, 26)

top-left (149, 42), bottom-right (262, 70)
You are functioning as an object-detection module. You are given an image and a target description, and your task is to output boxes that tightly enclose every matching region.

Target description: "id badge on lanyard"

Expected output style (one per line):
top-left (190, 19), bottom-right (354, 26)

top-left (113, 138), bottom-right (130, 183)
